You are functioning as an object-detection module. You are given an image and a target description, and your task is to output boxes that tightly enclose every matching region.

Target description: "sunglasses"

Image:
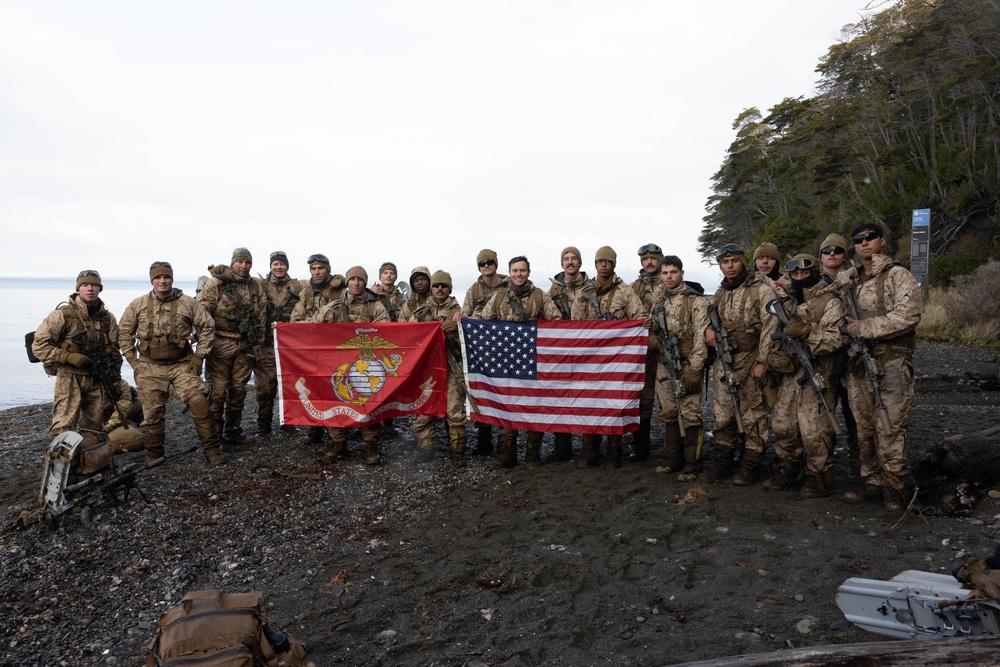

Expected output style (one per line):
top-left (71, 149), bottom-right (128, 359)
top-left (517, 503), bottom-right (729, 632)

top-left (478, 259), bottom-right (497, 267)
top-left (431, 283), bottom-right (450, 289)
top-left (821, 246), bottom-right (845, 256)
top-left (715, 243), bottom-right (742, 260)
top-left (785, 257), bottom-right (816, 272)
top-left (307, 254), bottom-right (330, 265)
top-left (638, 243), bottom-right (662, 256)
top-left (853, 231), bottom-right (881, 244)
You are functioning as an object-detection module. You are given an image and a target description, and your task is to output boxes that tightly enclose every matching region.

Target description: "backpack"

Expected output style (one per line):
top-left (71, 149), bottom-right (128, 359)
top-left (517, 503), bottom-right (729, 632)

top-left (146, 590), bottom-right (306, 667)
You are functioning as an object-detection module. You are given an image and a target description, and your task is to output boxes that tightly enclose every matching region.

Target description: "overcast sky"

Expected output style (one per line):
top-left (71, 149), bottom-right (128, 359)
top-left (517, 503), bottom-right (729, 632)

top-left (0, 0), bottom-right (873, 291)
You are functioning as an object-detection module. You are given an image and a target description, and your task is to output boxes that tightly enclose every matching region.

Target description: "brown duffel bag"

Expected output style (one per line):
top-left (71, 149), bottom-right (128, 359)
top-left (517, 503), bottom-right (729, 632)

top-left (146, 590), bottom-right (306, 666)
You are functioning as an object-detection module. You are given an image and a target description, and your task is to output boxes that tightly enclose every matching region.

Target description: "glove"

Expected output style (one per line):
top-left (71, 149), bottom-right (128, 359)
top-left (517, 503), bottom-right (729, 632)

top-left (682, 368), bottom-right (702, 395)
top-left (189, 353), bottom-right (205, 376)
top-left (66, 352), bottom-right (91, 369)
top-left (783, 317), bottom-right (812, 339)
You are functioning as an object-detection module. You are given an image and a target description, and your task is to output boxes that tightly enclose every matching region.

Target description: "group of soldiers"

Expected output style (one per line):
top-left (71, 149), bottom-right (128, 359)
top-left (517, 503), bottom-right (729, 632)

top-left (32, 222), bottom-right (921, 510)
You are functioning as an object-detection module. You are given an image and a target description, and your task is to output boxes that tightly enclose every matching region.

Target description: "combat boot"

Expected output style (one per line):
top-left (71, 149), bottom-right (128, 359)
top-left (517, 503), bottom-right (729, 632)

top-left (628, 418), bottom-right (651, 462)
top-left (189, 394), bottom-right (224, 466)
top-left (448, 424), bottom-right (467, 464)
top-left (732, 449), bottom-right (762, 486)
top-left (703, 444), bottom-right (735, 483)
top-left (578, 434), bottom-right (600, 468)
top-left (364, 438), bottom-right (381, 465)
top-left (762, 459), bottom-right (799, 491)
top-left (303, 426), bottom-right (324, 445)
top-left (882, 485), bottom-right (911, 512)
top-left (524, 432), bottom-right (543, 469)
top-left (606, 435), bottom-right (623, 469)
top-left (326, 428), bottom-right (347, 461)
top-left (549, 433), bottom-right (573, 462)
top-left (473, 425), bottom-right (493, 456)
top-left (655, 422), bottom-right (683, 474)
top-left (800, 468), bottom-right (836, 498)
top-left (843, 483), bottom-right (882, 504)
top-left (677, 427), bottom-right (703, 482)
top-left (416, 436), bottom-right (436, 463)
top-left (144, 428), bottom-right (166, 464)
top-left (493, 430), bottom-right (517, 469)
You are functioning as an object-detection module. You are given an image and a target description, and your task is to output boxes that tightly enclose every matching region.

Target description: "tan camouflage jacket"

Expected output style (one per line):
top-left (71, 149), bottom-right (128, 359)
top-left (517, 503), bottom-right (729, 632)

top-left (461, 274), bottom-right (510, 318)
top-left (632, 272), bottom-right (662, 352)
top-left (290, 275), bottom-right (346, 323)
top-left (399, 292), bottom-right (432, 323)
top-left (711, 273), bottom-right (780, 373)
top-left (570, 274), bottom-right (645, 321)
top-left (408, 295), bottom-right (461, 342)
top-left (769, 281), bottom-right (846, 377)
top-left (120, 288), bottom-right (215, 367)
top-left (376, 285), bottom-right (406, 322)
top-left (257, 273), bottom-right (302, 341)
top-left (548, 271), bottom-right (591, 320)
top-left (654, 282), bottom-right (710, 374)
top-left (314, 291), bottom-right (390, 324)
top-left (836, 253), bottom-right (922, 346)
top-left (102, 379), bottom-right (143, 431)
top-left (197, 266), bottom-right (266, 342)
top-left (481, 281), bottom-right (562, 321)
top-left (33, 294), bottom-right (122, 376)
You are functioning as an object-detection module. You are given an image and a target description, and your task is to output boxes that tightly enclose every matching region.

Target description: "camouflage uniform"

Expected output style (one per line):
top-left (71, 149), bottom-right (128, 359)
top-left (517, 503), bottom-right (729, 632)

top-left (571, 262), bottom-right (645, 468)
top-left (197, 259), bottom-right (267, 446)
top-left (546, 266), bottom-right (591, 461)
top-left (121, 282), bottom-right (222, 464)
top-left (399, 266), bottom-right (433, 323)
top-left (838, 252), bottom-right (922, 502)
top-left (631, 270), bottom-right (661, 459)
top-left (409, 277), bottom-right (466, 462)
top-left (766, 276), bottom-right (846, 497)
top-left (255, 268), bottom-right (301, 434)
top-left (290, 275), bottom-right (346, 322)
top-left (707, 271), bottom-right (780, 485)
top-left (378, 285), bottom-right (406, 322)
top-left (653, 281), bottom-right (710, 478)
top-left (102, 379), bottom-right (145, 453)
top-left (314, 274), bottom-right (391, 464)
top-left (481, 279), bottom-right (562, 468)
top-left (33, 280), bottom-right (122, 437)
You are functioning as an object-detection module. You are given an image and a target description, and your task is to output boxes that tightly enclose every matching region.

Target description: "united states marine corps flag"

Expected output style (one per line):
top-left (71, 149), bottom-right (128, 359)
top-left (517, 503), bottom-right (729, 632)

top-left (274, 322), bottom-right (447, 427)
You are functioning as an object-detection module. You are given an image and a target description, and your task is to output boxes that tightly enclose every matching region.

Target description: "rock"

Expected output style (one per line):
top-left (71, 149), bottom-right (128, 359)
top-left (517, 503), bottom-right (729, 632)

top-left (374, 629), bottom-right (398, 646)
top-left (793, 594), bottom-right (805, 602)
top-left (796, 617), bottom-right (818, 634)
top-left (830, 619), bottom-right (851, 631)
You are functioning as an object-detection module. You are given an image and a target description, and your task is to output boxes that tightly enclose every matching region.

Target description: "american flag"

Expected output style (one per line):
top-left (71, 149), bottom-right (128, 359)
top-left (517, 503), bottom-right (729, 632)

top-left (459, 317), bottom-right (648, 434)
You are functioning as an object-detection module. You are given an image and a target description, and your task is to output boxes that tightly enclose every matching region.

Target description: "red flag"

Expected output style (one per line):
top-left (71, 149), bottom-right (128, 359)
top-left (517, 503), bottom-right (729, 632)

top-left (275, 322), bottom-right (447, 427)
top-left (460, 318), bottom-right (647, 435)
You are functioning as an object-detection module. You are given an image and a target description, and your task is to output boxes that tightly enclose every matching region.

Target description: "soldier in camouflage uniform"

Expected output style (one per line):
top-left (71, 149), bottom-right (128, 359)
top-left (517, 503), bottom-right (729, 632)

top-left (838, 222), bottom-right (922, 511)
top-left (652, 256), bottom-right (710, 481)
top-left (33, 270), bottom-right (122, 437)
top-left (197, 248), bottom-right (267, 450)
top-left (314, 266), bottom-right (390, 465)
top-left (630, 243), bottom-right (663, 461)
top-left (482, 256), bottom-right (562, 469)
top-left (254, 251), bottom-right (301, 436)
top-left (102, 378), bottom-right (146, 453)
top-left (571, 246), bottom-right (647, 468)
top-left (458, 249), bottom-right (510, 456)
top-left (762, 255), bottom-right (846, 497)
top-left (409, 270), bottom-right (467, 464)
top-left (121, 261), bottom-right (224, 465)
top-left (546, 246), bottom-right (590, 462)
top-left (399, 266), bottom-right (432, 323)
top-left (705, 244), bottom-right (780, 486)
top-left (753, 242), bottom-right (790, 289)
top-left (372, 261), bottom-right (406, 322)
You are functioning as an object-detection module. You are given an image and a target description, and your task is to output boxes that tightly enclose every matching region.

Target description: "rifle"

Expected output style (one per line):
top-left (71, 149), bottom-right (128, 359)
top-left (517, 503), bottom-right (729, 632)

top-left (765, 299), bottom-right (841, 435)
top-left (580, 283), bottom-right (613, 320)
top-left (268, 287), bottom-right (300, 325)
top-left (708, 306), bottom-right (744, 436)
top-left (550, 292), bottom-right (572, 320)
top-left (327, 301), bottom-right (349, 323)
top-left (70, 331), bottom-right (130, 430)
top-left (840, 287), bottom-right (893, 436)
top-left (506, 289), bottom-right (528, 321)
top-left (652, 307), bottom-right (686, 437)
top-left (413, 306), bottom-right (477, 412)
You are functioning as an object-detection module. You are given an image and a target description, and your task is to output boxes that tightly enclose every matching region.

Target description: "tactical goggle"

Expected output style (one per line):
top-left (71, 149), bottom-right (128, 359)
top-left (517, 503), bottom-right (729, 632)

top-left (307, 254), bottom-right (330, 265)
top-left (785, 257), bottom-right (817, 272)
top-left (269, 251), bottom-right (287, 262)
top-left (853, 231), bottom-right (881, 244)
top-left (638, 243), bottom-right (662, 256)
top-left (150, 261), bottom-right (172, 270)
top-left (715, 243), bottom-right (743, 260)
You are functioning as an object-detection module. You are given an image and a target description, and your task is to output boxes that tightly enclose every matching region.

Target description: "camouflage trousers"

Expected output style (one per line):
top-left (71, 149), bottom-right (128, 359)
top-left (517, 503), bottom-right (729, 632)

top-left (639, 350), bottom-right (659, 419)
top-left (204, 335), bottom-right (255, 439)
top-left (846, 355), bottom-right (915, 491)
top-left (254, 344), bottom-right (278, 428)
top-left (654, 366), bottom-right (703, 428)
top-left (772, 373), bottom-right (836, 474)
top-left (413, 366), bottom-right (467, 440)
top-left (712, 362), bottom-right (769, 454)
top-left (134, 357), bottom-right (210, 432)
top-left (49, 370), bottom-right (104, 436)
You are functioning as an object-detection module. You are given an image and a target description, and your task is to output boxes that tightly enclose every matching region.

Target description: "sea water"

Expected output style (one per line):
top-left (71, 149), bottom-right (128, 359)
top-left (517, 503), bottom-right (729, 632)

top-left (0, 276), bottom-right (200, 411)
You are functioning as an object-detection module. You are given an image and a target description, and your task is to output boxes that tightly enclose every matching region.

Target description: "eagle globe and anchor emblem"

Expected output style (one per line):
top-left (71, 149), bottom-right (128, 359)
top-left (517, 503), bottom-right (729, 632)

top-left (331, 330), bottom-right (403, 405)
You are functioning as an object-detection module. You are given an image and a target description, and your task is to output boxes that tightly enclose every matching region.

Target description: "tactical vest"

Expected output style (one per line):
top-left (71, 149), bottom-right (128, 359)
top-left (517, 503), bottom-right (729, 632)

top-left (496, 288), bottom-right (545, 321)
top-left (466, 276), bottom-right (508, 317)
top-left (855, 262), bottom-right (917, 354)
top-left (56, 300), bottom-right (116, 361)
top-left (712, 275), bottom-right (763, 353)
top-left (137, 292), bottom-right (191, 362)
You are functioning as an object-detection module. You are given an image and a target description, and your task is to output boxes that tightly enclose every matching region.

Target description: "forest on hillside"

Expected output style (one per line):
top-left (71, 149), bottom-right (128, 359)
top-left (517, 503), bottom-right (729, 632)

top-left (699, 0), bottom-right (1000, 283)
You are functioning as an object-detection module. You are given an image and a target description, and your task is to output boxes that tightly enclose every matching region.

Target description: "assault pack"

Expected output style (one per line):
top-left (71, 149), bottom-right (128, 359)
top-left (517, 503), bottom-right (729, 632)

top-left (146, 590), bottom-right (306, 666)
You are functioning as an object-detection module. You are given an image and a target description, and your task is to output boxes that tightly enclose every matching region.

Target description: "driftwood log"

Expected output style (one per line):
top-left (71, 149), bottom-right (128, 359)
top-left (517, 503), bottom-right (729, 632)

top-left (912, 425), bottom-right (1000, 515)
top-left (671, 634), bottom-right (1000, 666)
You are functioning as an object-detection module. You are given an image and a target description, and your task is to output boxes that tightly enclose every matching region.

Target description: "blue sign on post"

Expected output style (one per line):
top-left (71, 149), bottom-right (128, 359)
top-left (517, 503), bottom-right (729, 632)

top-left (911, 209), bottom-right (930, 286)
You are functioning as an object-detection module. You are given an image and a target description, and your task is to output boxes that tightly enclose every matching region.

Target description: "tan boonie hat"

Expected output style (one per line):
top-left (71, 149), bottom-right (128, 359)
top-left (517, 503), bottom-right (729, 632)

top-left (431, 270), bottom-right (452, 289)
top-left (231, 247), bottom-right (252, 264)
top-left (595, 246), bottom-right (617, 265)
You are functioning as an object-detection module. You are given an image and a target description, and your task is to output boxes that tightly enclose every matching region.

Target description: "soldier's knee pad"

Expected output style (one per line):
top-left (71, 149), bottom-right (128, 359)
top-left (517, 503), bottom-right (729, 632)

top-left (187, 393), bottom-right (211, 419)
